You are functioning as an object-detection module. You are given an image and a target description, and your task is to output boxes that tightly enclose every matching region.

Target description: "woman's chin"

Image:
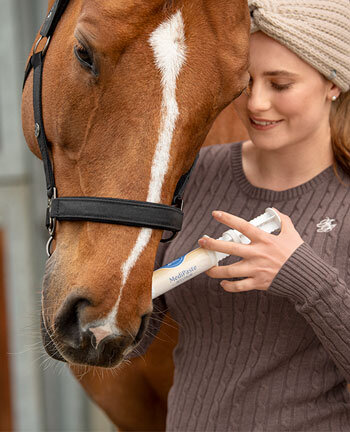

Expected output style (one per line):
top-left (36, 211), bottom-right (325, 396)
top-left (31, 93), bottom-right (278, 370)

top-left (247, 134), bottom-right (283, 151)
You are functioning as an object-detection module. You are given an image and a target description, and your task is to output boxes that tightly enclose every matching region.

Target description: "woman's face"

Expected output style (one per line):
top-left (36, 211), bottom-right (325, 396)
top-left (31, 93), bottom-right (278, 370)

top-left (234, 31), bottom-right (340, 151)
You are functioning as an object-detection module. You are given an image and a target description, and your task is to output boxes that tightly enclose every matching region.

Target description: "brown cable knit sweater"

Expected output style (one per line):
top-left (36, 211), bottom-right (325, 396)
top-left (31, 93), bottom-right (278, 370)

top-left (137, 142), bottom-right (350, 431)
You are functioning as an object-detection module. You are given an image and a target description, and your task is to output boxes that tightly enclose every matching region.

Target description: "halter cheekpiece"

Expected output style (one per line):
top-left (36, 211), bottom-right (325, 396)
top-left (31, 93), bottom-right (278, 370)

top-left (23, 0), bottom-right (197, 256)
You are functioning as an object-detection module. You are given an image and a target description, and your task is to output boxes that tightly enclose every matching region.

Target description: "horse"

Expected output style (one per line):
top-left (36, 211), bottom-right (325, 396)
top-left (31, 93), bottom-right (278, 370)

top-left (70, 104), bottom-right (249, 431)
top-left (21, 0), bottom-right (250, 429)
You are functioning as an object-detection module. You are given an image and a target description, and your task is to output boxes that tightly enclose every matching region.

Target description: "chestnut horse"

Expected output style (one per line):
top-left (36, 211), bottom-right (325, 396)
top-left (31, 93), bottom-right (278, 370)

top-left (72, 105), bottom-right (248, 431)
top-left (22, 0), bottom-right (249, 429)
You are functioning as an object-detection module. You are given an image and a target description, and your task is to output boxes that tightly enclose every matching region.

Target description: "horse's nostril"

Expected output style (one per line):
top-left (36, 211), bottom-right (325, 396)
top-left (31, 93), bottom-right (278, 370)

top-left (134, 313), bottom-right (150, 345)
top-left (54, 294), bottom-right (91, 350)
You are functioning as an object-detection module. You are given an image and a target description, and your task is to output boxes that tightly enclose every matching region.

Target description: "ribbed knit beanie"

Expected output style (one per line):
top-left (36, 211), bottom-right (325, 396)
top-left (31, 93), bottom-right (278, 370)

top-left (249, 0), bottom-right (350, 92)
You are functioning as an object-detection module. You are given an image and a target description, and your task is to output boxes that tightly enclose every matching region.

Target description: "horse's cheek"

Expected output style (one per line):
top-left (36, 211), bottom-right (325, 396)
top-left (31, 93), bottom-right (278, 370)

top-left (21, 81), bottom-right (42, 160)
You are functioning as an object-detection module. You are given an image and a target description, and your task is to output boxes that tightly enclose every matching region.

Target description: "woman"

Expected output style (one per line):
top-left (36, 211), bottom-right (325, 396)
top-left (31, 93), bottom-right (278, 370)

top-left (136, 0), bottom-right (350, 430)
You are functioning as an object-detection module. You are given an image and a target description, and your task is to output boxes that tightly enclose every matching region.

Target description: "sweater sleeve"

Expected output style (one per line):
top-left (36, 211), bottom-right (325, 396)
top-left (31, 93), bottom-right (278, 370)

top-left (268, 241), bottom-right (350, 382)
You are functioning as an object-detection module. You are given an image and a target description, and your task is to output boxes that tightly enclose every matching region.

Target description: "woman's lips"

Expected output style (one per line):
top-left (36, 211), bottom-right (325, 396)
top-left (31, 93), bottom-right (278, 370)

top-left (249, 117), bottom-right (283, 131)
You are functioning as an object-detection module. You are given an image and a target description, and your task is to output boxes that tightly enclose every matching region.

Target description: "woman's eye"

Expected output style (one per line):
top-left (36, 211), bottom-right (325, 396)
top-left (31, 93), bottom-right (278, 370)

top-left (271, 82), bottom-right (292, 91)
top-left (74, 44), bottom-right (94, 72)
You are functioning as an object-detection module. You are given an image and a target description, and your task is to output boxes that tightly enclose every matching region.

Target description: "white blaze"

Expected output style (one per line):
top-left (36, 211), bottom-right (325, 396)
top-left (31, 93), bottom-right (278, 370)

top-left (120, 10), bottom-right (187, 286)
top-left (88, 11), bottom-right (187, 341)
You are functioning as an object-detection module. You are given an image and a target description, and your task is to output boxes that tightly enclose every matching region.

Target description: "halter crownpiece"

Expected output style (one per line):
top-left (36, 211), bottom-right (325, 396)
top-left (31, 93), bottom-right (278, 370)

top-left (23, 0), bottom-right (198, 256)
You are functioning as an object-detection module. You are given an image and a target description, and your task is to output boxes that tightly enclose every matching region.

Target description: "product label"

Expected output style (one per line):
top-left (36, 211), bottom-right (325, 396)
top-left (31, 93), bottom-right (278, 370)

top-left (168, 265), bottom-right (197, 283)
top-left (152, 247), bottom-right (216, 298)
top-left (159, 253), bottom-right (198, 283)
top-left (162, 255), bottom-right (185, 268)
top-left (156, 249), bottom-right (208, 286)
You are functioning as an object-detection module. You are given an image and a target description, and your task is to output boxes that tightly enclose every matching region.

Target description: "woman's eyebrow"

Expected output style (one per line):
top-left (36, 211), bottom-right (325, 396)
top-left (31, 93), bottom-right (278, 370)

top-left (262, 70), bottom-right (299, 78)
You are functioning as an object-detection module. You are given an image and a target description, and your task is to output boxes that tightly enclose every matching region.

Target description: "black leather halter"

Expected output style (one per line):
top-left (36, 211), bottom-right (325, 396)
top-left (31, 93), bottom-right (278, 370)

top-left (23, 0), bottom-right (198, 256)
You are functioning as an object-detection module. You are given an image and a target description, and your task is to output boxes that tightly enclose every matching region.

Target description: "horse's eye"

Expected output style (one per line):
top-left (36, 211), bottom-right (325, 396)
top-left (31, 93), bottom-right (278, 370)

top-left (74, 43), bottom-right (95, 72)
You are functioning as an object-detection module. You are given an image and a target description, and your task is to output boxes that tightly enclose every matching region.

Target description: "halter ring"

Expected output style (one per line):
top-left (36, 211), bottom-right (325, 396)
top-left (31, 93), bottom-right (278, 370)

top-left (46, 187), bottom-right (57, 256)
top-left (33, 35), bottom-right (51, 56)
top-left (46, 236), bottom-right (54, 257)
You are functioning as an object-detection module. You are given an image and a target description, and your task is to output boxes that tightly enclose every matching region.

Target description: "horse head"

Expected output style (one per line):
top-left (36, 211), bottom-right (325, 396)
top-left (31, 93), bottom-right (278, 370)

top-left (22, 0), bottom-right (250, 367)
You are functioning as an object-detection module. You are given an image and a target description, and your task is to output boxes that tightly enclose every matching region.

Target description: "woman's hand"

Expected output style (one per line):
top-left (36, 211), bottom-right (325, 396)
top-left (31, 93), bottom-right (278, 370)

top-left (197, 208), bottom-right (304, 292)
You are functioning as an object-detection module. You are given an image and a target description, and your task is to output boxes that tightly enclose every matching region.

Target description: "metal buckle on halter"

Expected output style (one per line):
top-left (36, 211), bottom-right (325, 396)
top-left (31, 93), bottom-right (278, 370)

top-left (33, 35), bottom-right (51, 57)
top-left (174, 196), bottom-right (184, 212)
top-left (46, 187), bottom-right (57, 257)
top-left (160, 197), bottom-right (183, 243)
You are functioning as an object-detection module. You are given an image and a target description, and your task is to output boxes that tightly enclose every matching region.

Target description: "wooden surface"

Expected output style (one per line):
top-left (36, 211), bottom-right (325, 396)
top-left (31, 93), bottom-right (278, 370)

top-left (0, 230), bottom-right (13, 432)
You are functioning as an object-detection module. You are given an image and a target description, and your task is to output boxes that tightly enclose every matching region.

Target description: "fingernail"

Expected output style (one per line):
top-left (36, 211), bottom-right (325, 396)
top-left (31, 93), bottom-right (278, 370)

top-left (213, 211), bottom-right (222, 218)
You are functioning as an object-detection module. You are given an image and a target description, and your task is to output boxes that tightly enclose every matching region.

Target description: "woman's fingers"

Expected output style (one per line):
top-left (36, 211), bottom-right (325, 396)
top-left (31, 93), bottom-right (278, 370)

top-left (198, 236), bottom-right (253, 259)
top-left (199, 208), bottom-right (304, 293)
top-left (206, 261), bottom-right (249, 279)
top-left (220, 277), bottom-right (256, 292)
top-left (212, 211), bottom-right (269, 243)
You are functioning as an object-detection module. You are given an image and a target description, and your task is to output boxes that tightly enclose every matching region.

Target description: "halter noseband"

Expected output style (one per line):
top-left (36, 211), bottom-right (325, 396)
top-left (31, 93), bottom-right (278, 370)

top-left (23, 0), bottom-right (197, 256)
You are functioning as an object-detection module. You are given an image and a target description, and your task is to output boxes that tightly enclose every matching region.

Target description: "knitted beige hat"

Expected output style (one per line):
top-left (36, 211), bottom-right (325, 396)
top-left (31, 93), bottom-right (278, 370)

top-left (249, 0), bottom-right (350, 92)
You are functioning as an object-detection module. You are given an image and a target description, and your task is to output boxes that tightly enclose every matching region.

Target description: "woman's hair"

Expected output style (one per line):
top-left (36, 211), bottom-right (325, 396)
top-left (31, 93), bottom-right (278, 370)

top-left (331, 91), bottom-right (350, 181)
top-left (248, 0), bottom-right (350, 183)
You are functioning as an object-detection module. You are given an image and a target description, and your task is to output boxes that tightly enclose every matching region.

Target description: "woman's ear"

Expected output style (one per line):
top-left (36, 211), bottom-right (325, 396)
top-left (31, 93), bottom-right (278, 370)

top-left (327, 83), bottom-right (341, 102)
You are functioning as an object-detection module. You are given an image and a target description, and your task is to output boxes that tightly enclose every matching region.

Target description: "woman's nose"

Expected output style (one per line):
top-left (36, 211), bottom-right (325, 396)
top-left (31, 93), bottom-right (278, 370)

top-left (246, 83), bottom-right (271, 113)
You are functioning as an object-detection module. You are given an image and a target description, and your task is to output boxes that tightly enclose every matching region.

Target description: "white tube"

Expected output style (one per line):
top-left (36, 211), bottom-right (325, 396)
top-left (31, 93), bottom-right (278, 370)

top-left (152, 207), bottom-right (281, 299)
top-left (152, 247), bottom-right (219, 298)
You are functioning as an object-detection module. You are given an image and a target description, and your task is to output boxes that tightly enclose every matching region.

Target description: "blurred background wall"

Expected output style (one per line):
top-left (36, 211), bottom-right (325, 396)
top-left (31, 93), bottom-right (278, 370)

top-left (0, 0), bottom-right (114, 430)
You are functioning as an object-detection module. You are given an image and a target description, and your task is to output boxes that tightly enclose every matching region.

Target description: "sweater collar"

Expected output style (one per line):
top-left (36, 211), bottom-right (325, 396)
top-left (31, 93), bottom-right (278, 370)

top-left (231, 141), bottom-right (337, 201)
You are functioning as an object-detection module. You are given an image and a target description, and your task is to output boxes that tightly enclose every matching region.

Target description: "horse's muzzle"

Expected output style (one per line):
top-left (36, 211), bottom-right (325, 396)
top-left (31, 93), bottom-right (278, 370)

top-left (41, 294), bottom-right (150, 367)
top-left (41, 314), bottom-right (67, 362)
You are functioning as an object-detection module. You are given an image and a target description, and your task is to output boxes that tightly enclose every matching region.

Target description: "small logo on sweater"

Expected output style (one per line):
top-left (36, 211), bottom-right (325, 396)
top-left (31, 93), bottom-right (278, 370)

top-left (316, 218), bottom-right (337, 233)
